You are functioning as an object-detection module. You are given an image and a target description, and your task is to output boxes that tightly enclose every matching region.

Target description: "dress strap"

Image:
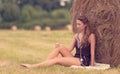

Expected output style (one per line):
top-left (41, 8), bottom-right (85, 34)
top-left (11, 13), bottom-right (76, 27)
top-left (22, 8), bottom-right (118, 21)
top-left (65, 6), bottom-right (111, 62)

top-left (77, 33), bottom-right (80, 41)
top-left (76, 33), bottom-right (81, 48)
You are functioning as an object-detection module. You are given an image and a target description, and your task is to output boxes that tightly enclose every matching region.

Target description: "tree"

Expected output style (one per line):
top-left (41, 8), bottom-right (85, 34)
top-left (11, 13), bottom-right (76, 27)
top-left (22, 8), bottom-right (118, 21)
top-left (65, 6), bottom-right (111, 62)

top-left (20, 4), bottom-right (48, 22)
top-left (34, 0), bottom-right (61, 12)
top-left (1, 3), bottom-right (20, 22)
top-left (51, 9), bottom-right (70, 19)
top-left (71, 0), bottom-right (120, 67)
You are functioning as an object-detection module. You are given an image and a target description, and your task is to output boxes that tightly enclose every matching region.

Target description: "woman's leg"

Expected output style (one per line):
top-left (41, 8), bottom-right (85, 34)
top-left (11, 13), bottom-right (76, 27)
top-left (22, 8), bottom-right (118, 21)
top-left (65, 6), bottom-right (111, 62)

top-left (21, 57), bottom-right (81, 68)
top-left (21, 44), bottom-right (75, 68)
top-left (47, 44), bottom-right (73, 60)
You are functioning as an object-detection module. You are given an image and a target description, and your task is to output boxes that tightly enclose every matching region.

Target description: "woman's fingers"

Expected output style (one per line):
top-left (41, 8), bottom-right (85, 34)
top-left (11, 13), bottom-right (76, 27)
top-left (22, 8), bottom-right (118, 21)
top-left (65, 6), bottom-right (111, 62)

top-left (55, 43), bottom-right (60, 48)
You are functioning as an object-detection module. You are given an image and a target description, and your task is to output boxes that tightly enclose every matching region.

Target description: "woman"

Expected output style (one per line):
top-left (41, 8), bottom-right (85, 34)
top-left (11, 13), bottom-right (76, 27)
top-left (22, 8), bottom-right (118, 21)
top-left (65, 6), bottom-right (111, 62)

top-left (21, 16), bottom-right (96, 68)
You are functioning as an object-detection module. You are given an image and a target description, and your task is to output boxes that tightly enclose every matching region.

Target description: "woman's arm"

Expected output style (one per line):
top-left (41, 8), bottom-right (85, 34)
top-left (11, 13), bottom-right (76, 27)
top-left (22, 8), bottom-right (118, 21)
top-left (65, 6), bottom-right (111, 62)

top-left (67, 34), bottom-right (77, 52)
top-left (89, 33), bottom-right (96, 66)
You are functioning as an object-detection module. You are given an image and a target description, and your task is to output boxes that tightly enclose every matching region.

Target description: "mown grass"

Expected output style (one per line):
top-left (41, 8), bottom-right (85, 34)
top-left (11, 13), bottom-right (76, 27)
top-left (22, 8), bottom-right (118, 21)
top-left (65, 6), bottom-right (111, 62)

top-left (0, 30), bottom-right (120, 74)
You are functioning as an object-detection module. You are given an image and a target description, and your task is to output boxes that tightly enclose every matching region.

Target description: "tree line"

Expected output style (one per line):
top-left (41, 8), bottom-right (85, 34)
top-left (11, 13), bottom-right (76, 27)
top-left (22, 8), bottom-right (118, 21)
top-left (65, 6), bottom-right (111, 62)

top-left (0, 0), bottom-right (72, 29)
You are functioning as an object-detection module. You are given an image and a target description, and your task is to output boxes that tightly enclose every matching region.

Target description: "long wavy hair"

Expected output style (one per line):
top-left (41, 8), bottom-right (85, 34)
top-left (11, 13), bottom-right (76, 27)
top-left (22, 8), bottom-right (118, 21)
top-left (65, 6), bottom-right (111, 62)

top-left (77, 16), bottom-right (92, 48)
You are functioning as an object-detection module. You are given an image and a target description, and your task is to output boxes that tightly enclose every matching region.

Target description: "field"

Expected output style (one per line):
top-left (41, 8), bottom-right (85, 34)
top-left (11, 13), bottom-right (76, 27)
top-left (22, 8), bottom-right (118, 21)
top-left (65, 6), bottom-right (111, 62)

top-left (0, 30), bottom-right (119, 74)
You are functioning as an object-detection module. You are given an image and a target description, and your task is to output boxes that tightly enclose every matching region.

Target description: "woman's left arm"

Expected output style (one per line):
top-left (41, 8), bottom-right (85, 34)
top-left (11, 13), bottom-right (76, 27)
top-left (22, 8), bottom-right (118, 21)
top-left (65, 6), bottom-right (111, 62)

top-left (89, 33), bottom-right (96, 66)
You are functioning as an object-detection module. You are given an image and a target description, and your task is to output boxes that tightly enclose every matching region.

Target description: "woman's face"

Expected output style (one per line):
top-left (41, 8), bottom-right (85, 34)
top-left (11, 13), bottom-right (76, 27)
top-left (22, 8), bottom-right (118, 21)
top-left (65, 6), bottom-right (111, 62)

top-left (76, 20), bottom-right (86, 32)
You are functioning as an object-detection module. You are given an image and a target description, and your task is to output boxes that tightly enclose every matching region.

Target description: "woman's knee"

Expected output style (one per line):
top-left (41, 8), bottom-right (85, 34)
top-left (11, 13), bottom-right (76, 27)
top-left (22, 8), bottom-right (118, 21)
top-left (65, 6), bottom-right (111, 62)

top-left (56, 45), bottom-right (64, 51)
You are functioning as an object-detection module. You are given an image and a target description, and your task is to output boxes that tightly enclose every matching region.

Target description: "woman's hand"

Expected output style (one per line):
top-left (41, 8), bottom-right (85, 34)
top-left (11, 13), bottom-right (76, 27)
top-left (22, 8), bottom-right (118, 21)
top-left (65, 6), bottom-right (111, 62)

top-left (90, 63), bottom-right (95, 66)
top-left (55, 43), bottom-right (61, 48)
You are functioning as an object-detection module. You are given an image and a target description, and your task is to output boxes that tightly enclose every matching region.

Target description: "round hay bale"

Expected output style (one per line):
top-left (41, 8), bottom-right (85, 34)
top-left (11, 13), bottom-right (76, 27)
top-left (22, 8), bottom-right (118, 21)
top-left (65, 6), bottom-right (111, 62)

top-left (34, 25), bottom-right (41, 31)
top-left (66, 24), bottom-right (72, 31)
top-left (71, 0), bottom-right (120, 67)
top-left (45, 26), bottom-right (51, 31)
top-left (11, 25), bottom-right (17, 31)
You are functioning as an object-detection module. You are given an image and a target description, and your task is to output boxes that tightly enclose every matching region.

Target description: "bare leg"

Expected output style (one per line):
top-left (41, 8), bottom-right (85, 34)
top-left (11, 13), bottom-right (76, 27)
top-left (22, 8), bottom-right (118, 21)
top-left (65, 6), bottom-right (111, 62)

top-left (21, 57), bottom-right (81, 68)
top-left (21, 44), bottom-right (75, 68)
top-left (47, 43), bottom-right (73, 60)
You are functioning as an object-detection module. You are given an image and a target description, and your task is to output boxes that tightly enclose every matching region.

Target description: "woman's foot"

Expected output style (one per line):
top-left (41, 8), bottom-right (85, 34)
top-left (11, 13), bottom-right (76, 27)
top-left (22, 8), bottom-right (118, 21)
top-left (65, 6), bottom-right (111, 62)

top-left (21, 64), bottom-right (33, 69)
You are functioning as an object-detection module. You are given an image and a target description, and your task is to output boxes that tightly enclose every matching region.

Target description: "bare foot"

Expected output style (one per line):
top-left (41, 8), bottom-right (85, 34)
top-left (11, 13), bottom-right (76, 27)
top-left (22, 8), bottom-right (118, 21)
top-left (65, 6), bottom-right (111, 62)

top-left (21, 64), bottom-right (33, 69)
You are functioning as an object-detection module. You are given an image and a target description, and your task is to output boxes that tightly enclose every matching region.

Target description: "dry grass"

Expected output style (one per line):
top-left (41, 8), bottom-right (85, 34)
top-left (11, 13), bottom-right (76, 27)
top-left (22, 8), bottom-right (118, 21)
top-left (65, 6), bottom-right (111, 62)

top-left (0, 30), bottom-right (119, 74)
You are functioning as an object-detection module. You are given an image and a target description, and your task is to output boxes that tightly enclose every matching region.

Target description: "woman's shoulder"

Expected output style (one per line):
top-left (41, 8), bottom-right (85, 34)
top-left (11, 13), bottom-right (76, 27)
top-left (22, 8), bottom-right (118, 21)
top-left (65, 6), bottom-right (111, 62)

top-left (88, 33), bottom-right (96, 42)
top-left (89, 33), bottom-right (95, 37)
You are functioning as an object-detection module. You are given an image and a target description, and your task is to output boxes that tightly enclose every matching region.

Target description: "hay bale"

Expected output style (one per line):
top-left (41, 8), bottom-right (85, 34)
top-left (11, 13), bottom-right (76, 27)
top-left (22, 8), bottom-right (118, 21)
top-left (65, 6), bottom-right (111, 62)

top-left (66, 24), bottom-right (72, 31)
top-left (45, 26), bottom-right (51, 31)
top-left (11, 25), bottom-right (17, 31)
top-left (71, 0), bottom-right (120, 67)
top-left (34, 25), bottom-right (41, 31)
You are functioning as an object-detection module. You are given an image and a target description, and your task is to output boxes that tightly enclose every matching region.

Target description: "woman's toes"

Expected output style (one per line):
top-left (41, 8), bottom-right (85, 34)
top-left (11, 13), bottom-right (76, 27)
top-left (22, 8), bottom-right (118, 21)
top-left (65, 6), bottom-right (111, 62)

top-left (21, 64), bottom-right (32, 68)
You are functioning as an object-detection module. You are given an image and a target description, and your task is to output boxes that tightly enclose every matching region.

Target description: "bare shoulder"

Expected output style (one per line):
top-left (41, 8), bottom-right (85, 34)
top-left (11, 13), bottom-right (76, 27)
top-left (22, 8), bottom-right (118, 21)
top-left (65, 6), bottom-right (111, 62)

top-left (88, 33), bottom-right (96, 42)
top-left (89, 33), bottom-right (95, 38)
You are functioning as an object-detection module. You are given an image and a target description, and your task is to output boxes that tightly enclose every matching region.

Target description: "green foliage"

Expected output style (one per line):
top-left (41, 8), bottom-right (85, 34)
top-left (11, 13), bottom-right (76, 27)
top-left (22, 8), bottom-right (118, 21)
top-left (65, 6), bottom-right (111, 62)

top-left (0, 3), bottom-right (3, 12)
top-left (0, 22), bottom-right (13, 29)
top-left (17, 18), bottom-right (69, 30)
top-left (20, 5), bottom-right (49, 22)
top-left (40, 18), bottom-right (70, 29)
top-left (1, 3), bottom-right (20, 22)
top-left (20, 5), bottom-right (33, 22)
top-left (34, 0), bottom-right (61, 12)
top-left (51, 9), bottom-right (70, 19)
top-left (0, 0), bottom-right (72, 29)
top-left (0, 15), bottom-right (2, 23)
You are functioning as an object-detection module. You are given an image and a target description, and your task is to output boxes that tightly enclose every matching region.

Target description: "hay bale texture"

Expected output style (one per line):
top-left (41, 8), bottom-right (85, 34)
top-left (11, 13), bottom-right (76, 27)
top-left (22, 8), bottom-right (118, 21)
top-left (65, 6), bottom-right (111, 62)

top-left (11, 25), bottom-right (17, 31)
top-left (71, 0), bottom-right (120, 67)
